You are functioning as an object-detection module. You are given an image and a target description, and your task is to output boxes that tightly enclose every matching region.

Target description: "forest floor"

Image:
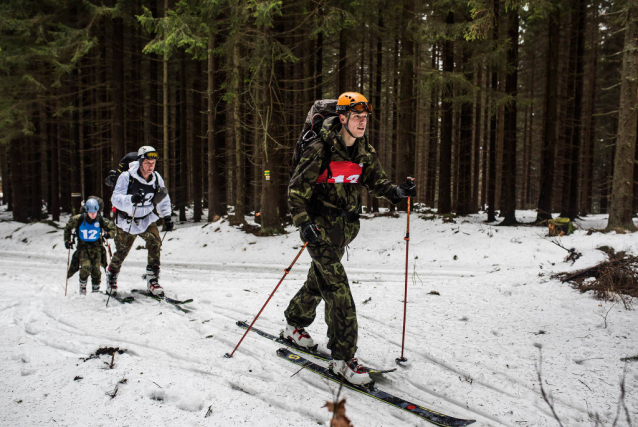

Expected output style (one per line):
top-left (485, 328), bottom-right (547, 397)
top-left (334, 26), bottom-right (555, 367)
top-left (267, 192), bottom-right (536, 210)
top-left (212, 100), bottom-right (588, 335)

top-left (0, 207), bottom-right (636, 427)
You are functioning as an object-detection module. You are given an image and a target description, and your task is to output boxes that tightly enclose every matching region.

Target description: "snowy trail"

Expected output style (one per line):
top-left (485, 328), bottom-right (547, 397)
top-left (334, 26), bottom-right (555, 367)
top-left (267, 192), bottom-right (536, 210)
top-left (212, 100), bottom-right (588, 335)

top-left (1, 211), bottom-right (637, 426)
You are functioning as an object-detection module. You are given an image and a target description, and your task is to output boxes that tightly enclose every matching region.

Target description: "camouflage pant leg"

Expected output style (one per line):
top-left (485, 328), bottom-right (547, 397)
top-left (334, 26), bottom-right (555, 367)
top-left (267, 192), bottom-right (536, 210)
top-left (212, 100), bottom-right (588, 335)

top-left (108, 229), bottom-right (137, 274)
top-left (284, 259), bottom-right (325, 327)
top-left (284, 243), bottom-right (358, 361)
top-left (138, 223), bottom-right (161, 268)
top-left (78, 245), bottom-right (103, 284)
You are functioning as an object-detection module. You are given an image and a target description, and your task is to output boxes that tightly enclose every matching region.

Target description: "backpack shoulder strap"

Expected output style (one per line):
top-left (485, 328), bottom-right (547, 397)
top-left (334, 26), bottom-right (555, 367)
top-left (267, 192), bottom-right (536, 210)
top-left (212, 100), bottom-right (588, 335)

top-left (318, 133), bottom-right (335, 180)
top-left (76, 213), bottom-right (86, 235)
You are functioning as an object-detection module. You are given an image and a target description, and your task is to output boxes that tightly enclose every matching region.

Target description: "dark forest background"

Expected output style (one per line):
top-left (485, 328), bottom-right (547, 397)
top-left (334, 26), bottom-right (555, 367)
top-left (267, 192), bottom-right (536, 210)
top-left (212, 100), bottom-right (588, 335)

top-left (1, 0), bottom-right (637, 233)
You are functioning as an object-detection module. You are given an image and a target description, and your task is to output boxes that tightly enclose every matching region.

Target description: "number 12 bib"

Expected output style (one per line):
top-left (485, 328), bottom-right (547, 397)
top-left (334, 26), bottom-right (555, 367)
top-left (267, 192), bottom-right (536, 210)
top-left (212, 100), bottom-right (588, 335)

top-left (79, 218), bottom-right (101, 242)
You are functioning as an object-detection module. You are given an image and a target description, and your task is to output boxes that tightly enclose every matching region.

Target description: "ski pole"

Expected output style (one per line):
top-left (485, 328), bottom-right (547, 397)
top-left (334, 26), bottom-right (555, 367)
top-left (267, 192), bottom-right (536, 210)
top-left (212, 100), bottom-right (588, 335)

top-left (65, 246), bottom-right (71, 297)
top-left (127, 203), bottom-right (139, 234)
top-left (225, 242), bottom-right (308, 359)
top-left (65, 234), bottom-right (76, 297)
top-left (397, 180), bottom-right (413, 364)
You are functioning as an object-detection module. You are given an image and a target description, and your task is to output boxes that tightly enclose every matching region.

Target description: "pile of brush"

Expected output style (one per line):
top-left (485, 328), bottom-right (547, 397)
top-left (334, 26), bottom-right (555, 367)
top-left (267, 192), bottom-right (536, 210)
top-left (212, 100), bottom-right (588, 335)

top-left (552, 247), bottom-right (637, 309)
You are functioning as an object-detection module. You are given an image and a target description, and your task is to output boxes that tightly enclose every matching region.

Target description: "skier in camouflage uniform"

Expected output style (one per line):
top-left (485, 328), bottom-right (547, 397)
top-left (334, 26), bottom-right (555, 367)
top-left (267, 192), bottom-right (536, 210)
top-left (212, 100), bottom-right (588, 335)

top-left (284, 92), bottom-right (416, 385)
top-left (64, 198), bottom-right (117, 295)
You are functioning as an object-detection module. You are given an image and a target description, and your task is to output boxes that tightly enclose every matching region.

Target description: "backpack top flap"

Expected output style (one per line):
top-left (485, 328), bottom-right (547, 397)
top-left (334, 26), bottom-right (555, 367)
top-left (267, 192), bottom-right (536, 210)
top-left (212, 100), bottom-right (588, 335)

top-left (291, 99), bottom-right (338, 178)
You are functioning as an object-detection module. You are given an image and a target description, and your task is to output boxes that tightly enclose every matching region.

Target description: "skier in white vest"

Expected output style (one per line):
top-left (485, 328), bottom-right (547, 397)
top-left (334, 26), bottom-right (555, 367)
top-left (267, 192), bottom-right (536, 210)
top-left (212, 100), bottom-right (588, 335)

top-left (106, 146), bottom-right (173, 297)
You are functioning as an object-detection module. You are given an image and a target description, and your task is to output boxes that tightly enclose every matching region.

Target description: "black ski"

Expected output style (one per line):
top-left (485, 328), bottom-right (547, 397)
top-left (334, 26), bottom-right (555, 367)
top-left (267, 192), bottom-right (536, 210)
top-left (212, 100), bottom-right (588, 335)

top-left (236, 321), bottom-right (396, 375)
top-left (102, 292), bottom-right (134, 304)
top-left (277, 348), bottom-right (475, 427)
top-left (130, 289), bottom-right (193, 305)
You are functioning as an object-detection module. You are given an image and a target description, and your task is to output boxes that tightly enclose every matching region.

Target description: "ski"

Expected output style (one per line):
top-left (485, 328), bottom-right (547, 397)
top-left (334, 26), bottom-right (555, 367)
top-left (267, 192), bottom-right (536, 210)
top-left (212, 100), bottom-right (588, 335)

top-left (102, 292), bottom-right (134, 304)
top-left (130, 289), bottom-right (193, 305)
top-left (277, 348), bottom-right (475, 427)
top-left (236, 320), bottom-right (396, 375)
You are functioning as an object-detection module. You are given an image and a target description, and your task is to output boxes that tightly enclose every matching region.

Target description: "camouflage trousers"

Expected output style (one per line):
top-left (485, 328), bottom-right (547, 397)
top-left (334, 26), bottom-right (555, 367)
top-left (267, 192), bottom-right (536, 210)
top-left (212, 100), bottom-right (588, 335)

top-left (285, 219), bottom-right (360, 361)
top-left (67, 243), bottom-right (106, 284)
top-left (108, 223), bottom-right (161, 274)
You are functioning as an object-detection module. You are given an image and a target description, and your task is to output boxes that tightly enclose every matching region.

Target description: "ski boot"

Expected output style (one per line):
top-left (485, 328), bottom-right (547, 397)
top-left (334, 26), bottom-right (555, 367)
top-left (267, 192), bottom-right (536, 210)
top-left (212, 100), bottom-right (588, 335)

top-left (143, 266), bottom-right (164, 297)
top-left (284, 323), bottom-right (315, 348)
top-left (91, 281), bottom-right (100, 293)
top-left (79, 279), bottom-right (87, 296)
top-left (330, 357), bottom-right (372, 386)
top-left (105, 266), bottom-right (118, 296)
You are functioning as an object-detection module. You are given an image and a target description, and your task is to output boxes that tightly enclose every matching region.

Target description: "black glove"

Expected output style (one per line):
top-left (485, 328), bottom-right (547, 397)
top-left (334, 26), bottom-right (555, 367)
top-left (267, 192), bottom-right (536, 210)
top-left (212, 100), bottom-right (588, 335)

top-left (64, 241), bottom-right (74, 250)
top-left (131, 192), bottom-right (145, 205)
top-left (163, 216), bottom-right (174, 232)
top-left (103, 232), bottom-right (111, 240)
top-left (300, 222), bottom-right (321, 244)
top-left (395, 178), bottom-right (416, 199)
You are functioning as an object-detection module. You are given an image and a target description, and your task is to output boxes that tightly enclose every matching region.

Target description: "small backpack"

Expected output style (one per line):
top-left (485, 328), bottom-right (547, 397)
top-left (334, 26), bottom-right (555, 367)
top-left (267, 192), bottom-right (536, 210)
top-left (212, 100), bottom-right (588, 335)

top-left (290, 99), bottom-right (338, 179)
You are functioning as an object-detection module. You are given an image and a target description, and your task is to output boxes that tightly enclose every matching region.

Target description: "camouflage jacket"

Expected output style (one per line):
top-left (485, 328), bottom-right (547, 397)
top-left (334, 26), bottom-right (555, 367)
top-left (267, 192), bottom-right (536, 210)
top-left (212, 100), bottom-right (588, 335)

top-left (289, 116), bottom-right (401, 227)
top-left (64, 214), bottom-right (117, 245)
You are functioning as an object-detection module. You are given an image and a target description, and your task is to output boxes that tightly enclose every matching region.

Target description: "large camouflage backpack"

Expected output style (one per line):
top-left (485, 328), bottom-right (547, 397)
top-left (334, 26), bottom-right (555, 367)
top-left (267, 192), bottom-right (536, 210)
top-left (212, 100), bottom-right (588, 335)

top-left (290, 99), bottom-right (338, 179)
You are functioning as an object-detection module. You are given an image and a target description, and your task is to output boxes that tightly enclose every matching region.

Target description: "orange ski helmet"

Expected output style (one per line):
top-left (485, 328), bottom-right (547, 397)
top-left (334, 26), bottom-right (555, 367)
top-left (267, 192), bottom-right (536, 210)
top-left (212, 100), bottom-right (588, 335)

top-left (336, 92), bottom-right (373, 114)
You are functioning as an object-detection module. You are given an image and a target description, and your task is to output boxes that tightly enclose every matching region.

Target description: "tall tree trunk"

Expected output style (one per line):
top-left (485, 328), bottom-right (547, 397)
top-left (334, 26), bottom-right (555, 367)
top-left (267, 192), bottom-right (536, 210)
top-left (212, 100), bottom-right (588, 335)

top-left (112, 16), bottom-right (126, 168)
top-left (51, 105), bottom-right (60, 221)
top-left (178, 55), bottom-right (187, 222)
top-left (231, 41), bottom-right (246, 224)
top-left (607, 9), bottom-right (638, 231)
top-left (260, 41), bottom-right (284, 235)
top-left (458, 48), bottom-right (473, 216)
top-left (487, 0), bottom-right (499, 222)
top-left (315, 32), bottom-right (323, 100)
top-left (438, 11), bottom-right (454, 214)
top-left (536, 5), bottom-right (560, 222)
top-left (566, 0), bottom-right (586, 219)
top-left (162, 0), bottom-right (170, 191)
top-left (397, 0), bottom-right (416, 209)
top-left (500, 7), bottom-right (519, 225)
top-left (560, 0), bottom-right (586, 219)
top-left (427, 45), bottom-right (438, 207)
top-left (10, 139), bottom-right (26, 222)
top-left (338, 28), bottom-right (347, 94)
top-left (581, 3), bottom-right (598, 216)
top-left (472, 59), bottom-right (482, 212)
top-left (370, 12), bottom-right (383, 213)
top-left (0, 144), bottom-right (10, 209)
top-left (192, 61), bottom-right (203, 222)
top-left (207, 35), bottom-right (222, 221)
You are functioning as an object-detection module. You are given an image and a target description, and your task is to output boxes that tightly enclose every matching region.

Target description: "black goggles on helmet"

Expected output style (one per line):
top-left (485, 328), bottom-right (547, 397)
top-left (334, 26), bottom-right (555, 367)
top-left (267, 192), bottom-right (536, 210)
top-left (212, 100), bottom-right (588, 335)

top-left (350, 101), bottom-right (372, 114)
top-left (337, 101), bottom-right (373, 114)
top-left (140, 151), bottom-right (160, 160)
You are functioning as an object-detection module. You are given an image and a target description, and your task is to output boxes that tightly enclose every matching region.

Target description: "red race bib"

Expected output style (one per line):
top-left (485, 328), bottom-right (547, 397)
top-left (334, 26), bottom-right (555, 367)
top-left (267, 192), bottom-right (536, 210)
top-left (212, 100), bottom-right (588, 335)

top-left (317, 161), bottom-right (363, 184)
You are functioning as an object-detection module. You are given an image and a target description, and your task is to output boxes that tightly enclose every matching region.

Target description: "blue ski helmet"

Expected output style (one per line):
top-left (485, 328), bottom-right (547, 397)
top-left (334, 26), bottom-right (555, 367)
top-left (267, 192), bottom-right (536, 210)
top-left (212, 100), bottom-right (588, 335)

top-left (85, 199), bottom-right (100, 213)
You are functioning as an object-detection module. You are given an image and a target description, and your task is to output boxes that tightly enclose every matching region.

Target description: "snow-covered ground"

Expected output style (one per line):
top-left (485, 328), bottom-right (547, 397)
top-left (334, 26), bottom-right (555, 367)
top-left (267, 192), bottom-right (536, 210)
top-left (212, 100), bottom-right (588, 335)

top-left (0, 208), bottom-right (636, 426)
